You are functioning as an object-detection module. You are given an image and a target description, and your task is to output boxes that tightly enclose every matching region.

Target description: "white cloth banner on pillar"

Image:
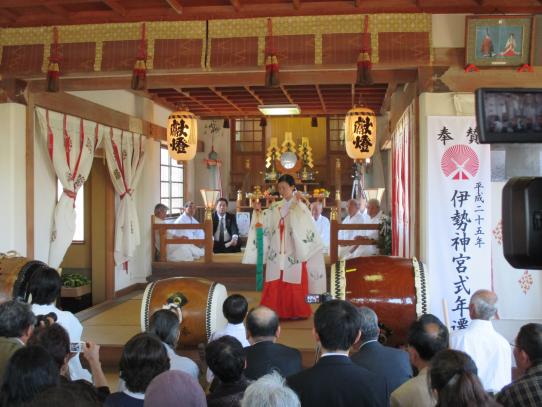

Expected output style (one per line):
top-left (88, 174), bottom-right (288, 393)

top-left (35, 107), bottom-right (102, 269)
top-left (103, 128), bottom-right (146, 265)
top-left (426, 116), bottom-right (492, 332)
top-left (491, 181), bottom-right (542, 319)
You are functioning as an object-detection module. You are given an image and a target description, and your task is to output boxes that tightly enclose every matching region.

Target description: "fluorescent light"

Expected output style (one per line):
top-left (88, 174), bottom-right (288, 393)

top-left (258, 104), bottom-right (300, 116)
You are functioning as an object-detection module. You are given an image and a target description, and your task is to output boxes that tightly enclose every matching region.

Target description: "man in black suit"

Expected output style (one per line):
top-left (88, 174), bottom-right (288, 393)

top-left (351, 307), bottom-right (412, 394)
top-left (287, 300), bottom-right (389, 407)
top-left (244, 306), bottom-right (302, 380)
top-left (212, 198), bottom-right (241, 253)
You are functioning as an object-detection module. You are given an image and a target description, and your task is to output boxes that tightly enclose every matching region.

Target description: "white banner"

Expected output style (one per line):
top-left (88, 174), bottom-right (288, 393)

top-left (427, 116), bottom-right (492, 331)
top-left (491, 181), bottom-right (542, 319)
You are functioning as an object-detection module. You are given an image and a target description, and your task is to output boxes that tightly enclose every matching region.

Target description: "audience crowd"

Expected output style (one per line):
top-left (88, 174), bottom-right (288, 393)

top-left (1, 270), bottom-right (541, 407)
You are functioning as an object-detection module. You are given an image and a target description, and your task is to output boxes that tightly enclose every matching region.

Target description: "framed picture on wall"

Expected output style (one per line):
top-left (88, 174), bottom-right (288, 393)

top-left (465, 15), bottom-right (533, 67)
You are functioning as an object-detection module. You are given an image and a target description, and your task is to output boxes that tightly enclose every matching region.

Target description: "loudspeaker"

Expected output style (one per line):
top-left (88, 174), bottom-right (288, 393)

top-left (502, 177), bottom-right (542, 270)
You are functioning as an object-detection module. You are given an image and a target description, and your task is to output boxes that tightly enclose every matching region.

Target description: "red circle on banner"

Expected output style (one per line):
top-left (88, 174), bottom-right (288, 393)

top-left (440, 144), bottom-right (479, 180)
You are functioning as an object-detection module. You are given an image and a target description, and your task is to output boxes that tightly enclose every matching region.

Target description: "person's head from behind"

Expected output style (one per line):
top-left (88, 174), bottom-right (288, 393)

top-left (154, 203), bottom-right (168, 220)
top-left (205, 335), bottom-right (245, 384)
top-left (366, 199), bottom-right (381, 219)
top-left (277, 174), bottom-right (295, 200)
top-left (469, 289), bottom-right (498, 321)
top-left (0, 300), bottom-right (36, 343)
top-left (27, 323), bottom-right (70, 374)
top-left (241, 371), bottom-right (300, 407)
top-left (144, 370), bottom-right (206, 407)
top-left (430, 349), bottom-right (492, 407)
top-left (313, 300), bottom-right (361, 353)
top-left (514, 323), bottom-right (542, 374)
top-left (120, 333), bottom-right (170, 394)
top-left (223, 294), bottom-right (248, 325)
top-left (29, 267), bottom-right (61, 306)
top-left (358, 306), bottom-right (379, 343)
top-left (310, 201), bottom-right (323, 220)
top-left (215, 198), bottom-right (228, 215)
top-left (347, 199), bottom-right (361, 217)
top-left (246, 306), bottom-right (280, 342)
top-left (148, 309), bottom-right (180, 349)
top-left (407, 314), bottom-right (449, 369)
top-left (0, 346), bottom-right (59, 407)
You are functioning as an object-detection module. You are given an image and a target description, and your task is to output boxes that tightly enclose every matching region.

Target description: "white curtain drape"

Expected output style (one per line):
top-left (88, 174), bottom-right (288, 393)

top-left (36, 108), bottom-right (102, 268)
top-left (103, 128), bottom-right (146, 265)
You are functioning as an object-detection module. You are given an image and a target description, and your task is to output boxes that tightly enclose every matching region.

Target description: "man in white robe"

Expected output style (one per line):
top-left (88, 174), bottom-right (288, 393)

top-left (311, 201), bottom-right (330, 254)
top-left (154, 203), bottom-right (200, 262)
top-left (173, 201), bottom-right (205, 259)
top-left (361, 198), bottom-right (383, 256)
top-left (338, 199), bottom-right (366, 260)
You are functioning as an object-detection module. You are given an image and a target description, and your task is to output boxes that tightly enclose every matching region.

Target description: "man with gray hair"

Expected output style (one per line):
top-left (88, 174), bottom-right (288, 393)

top-left (311, 201), bottom-right (330, 254)
top-left (362, 198), bottom-right (383, 256)
top-left (173, 200), bottom-right (205, 259)
top-left (0, 300), bottom-right (36, 380)
top-left (339, 198), bottom-right (366, 259)
top-left (241, 371), bottom-right (300, 407)
top-left (351, 307), bottom-right (412, 394)
top-left (450, 289), bottom-right (512, 393)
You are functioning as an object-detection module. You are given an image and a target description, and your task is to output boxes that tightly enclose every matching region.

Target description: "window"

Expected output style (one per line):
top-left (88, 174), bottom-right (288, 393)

top-left (328, 116), bottom-right (346, 152)
top-left (57, 180), bottom-right (84, 242)
top-left (234, 119), bottom-right (263, 153)
top-left (160, 145), bottom-right (184, 215)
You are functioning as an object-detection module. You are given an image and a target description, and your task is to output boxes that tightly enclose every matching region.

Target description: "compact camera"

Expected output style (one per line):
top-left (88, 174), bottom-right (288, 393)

top-left (305, 293), bottom-right (333, 304)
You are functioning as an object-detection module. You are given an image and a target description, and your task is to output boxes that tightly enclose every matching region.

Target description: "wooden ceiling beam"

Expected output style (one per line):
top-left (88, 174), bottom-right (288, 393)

top-left (102, 0), bottom-right (127, 16)
top-left (165, 0), bottom-right (183, 14)
top-left (316, 85), bottom-right (326, 113)
top-left (44, 2), bottom-right (69, 18)
top-left (354, 0), bottom-right (362, 7)
top-left (280, 85), bottom-right (296, 104)
top-left (175, 87), bottom-right (216, 113)
top-left (293, 0), bottom-right (301, 10)
top-left (380, 81), bottom-right (397, 114)
top-left (210, 87), bottom-right (244, 113)
top-left (0, 8), bottom-right (18, 21)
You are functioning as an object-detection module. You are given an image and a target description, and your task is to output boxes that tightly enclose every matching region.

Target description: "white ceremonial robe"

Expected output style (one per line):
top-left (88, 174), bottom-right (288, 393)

top-left (338, 210), bottom-right (366, 260)
top-left (450, 319), bottom-right (512, 393)
top-left (173, 213), bottom-right (205, 259)
top-left (243, 198), bottom-right (326, 294)
top-left (155, 218), bottom-right (201, 262)
top-left (313, 214), bottom-right (330, 254)
top-left (32, 303), bottom-right (92, 382)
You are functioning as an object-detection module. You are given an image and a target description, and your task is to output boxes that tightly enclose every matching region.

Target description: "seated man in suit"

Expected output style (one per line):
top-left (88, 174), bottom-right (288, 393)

top-left (287, 300), bottom-right (389, 407)
top-left (244, 306), bottom-right (302, 380)
top-left (212, 198), bottom-right (241, 253)
top-left (351, 307), bottom-right (412, 394)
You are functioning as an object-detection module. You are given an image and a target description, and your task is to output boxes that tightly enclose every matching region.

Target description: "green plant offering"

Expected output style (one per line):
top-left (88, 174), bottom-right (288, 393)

top-left (61, 273), bottom-right (91, 288)
top-left (378, 215), bottom-right (392, 255)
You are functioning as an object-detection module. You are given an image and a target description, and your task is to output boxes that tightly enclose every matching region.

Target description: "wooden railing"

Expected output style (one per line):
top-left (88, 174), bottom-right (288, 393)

top-left (151, 215), bottom-right (214, 263)
top-left (329, 219), bottom-right (380, 264)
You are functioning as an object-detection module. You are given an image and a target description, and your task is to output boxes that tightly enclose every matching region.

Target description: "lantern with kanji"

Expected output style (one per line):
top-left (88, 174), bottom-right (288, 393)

top-left (344, 106), bottom-right (377, 160)
top-left (167, 111), bottom-right (198, 161)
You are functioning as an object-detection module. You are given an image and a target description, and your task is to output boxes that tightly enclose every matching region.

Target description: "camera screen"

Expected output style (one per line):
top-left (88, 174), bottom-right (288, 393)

top-left (476, 88), bottom-right (542, 143)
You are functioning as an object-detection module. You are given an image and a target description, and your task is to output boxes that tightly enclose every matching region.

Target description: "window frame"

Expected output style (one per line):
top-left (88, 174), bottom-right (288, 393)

top-left (233, 118), bottom-right (264, 154)
top-left (160, 145), bottom-right (185, 216)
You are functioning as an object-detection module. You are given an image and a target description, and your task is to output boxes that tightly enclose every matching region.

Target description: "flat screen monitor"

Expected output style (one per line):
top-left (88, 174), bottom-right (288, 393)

top-left (475, 88), bottom-right (542, 143)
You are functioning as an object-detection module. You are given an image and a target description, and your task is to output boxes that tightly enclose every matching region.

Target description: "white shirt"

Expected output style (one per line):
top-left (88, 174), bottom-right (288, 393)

top-left (174, 212), bottom-right (204, 240)
top-left (32, 303), bottom-right (92, 382)
top-left (214, 214), bottom-right (234, 242)
top-left (313, 215), bottom-right (330, 253)
top-left (450, 319), bottom-right (512, 392)
top-left (362, 211), bottom-right (383, 256)
top-left (338, 210), bottom-right (366, 260)
top-left (206, 322), bottom-right (249, 383)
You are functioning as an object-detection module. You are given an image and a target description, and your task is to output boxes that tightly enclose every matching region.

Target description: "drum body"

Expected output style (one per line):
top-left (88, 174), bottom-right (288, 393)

top-left (331, 256), bottom-right (428, 346)
top-left (141, 277), bottom-right (228, 347)
top-left (0, 255), bottom-right (48, 302)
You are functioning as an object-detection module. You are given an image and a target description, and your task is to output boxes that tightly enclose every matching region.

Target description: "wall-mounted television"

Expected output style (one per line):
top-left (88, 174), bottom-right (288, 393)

top-left (475, 88), bottom-right (542, 143)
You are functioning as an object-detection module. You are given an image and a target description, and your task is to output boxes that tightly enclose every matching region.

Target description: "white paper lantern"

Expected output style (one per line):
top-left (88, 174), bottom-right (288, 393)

top-left (167, 111), bottom-right (197, 161)
top-left (344, 106), bottom-right (377, 160)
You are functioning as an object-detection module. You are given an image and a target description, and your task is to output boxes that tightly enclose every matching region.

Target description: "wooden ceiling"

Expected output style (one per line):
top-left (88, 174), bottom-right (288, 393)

top-left (147, 83), bottom-right (388, 117)
top-left (0, 0), bottom-right (541, 27)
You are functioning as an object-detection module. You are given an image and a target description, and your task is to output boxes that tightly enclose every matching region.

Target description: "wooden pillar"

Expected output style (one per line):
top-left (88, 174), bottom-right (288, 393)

top-left (25, 94), bottom-right (35, 259)
top-left (204, 208), bottom-right (213, 263)
top-left (159, 228), bottom-right (166, 262)
top-left (105, 178), bottom-right (115, 300)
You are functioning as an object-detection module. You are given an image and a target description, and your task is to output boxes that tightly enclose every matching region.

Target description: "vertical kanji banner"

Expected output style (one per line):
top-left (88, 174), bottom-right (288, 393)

top-left (427, 116), bottom-right (492, 331)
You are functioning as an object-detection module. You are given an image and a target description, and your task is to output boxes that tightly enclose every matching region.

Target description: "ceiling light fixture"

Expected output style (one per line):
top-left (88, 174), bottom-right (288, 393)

top-left (258, 104), bottom-right (300, 116)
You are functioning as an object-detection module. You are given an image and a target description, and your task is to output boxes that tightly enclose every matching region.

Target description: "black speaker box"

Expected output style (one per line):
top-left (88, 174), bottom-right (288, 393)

top-left (502, 177), bottom-right (542, 270)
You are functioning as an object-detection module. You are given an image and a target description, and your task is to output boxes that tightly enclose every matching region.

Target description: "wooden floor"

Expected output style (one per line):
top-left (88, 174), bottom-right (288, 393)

top-left (81, 289), bottom-right (320, 375)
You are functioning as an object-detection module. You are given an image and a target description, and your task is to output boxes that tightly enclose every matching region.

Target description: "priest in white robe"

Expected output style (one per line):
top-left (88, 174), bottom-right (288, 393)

top-left (154, 203), bottom-right (201, 262)
top-left (361, 198), bottom-right (383, 256)
top-left (173, 201), bottom-right (205, 259)
top-left (338, 199), bottom-right (367, 260)
top-left (311, 201), bottom-right (330, 254)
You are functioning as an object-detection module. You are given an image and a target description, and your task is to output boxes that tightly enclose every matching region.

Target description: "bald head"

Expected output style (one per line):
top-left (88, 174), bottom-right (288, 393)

top-left (246, 306), bottom-right (279, 340)
top-left (367, 199), bottom-right (380, 219)
top-left (470, 289), bottom-right (498, 320)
